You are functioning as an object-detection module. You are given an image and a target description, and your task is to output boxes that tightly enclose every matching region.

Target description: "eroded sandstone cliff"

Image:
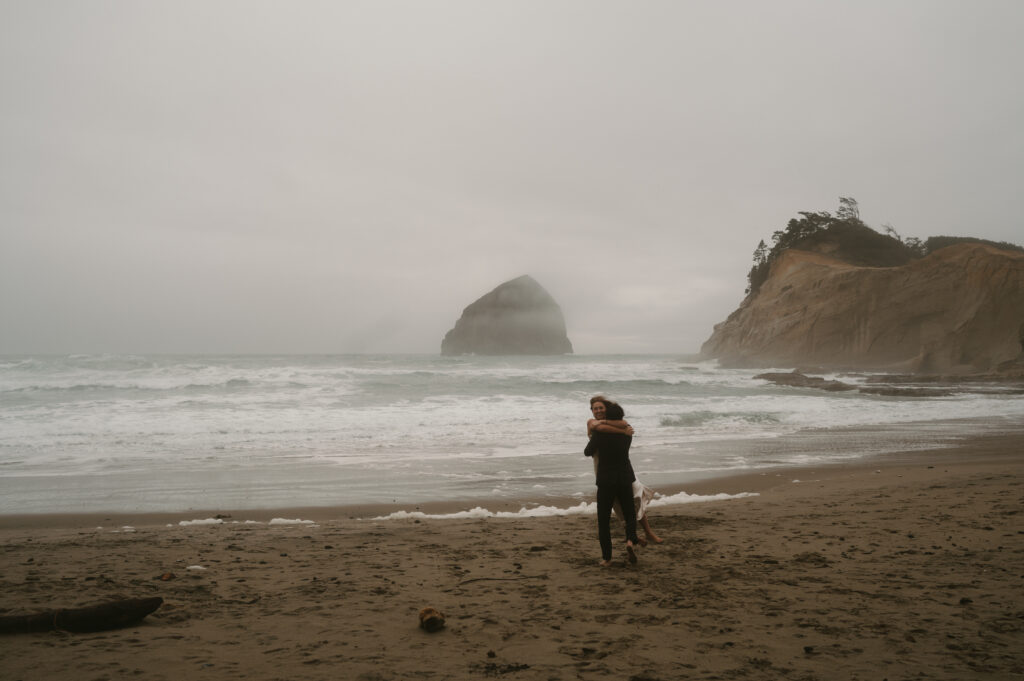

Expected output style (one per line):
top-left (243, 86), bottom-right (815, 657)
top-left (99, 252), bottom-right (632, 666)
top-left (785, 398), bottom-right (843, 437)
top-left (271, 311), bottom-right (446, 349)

top-left (701, 243), bottom-right (1024, 373)
top-left (441, 275), bottom-right (573, 355)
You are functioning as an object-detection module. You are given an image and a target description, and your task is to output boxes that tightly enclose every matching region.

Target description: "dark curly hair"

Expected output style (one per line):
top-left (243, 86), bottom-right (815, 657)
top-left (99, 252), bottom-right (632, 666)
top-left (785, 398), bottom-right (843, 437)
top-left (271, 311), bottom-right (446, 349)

top-left (604, 402), bottom-right (624, 420)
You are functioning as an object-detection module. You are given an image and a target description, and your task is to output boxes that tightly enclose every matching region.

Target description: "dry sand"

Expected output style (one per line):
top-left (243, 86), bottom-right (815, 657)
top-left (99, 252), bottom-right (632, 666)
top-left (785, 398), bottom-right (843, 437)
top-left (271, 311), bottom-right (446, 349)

top-left (1, 432), bottom-right (1022, 680)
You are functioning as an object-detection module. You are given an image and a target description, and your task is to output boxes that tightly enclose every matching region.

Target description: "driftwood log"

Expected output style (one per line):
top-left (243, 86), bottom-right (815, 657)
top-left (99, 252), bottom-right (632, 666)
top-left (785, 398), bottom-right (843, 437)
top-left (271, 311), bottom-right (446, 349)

top-left (0, 597), bottom-right (163, 634)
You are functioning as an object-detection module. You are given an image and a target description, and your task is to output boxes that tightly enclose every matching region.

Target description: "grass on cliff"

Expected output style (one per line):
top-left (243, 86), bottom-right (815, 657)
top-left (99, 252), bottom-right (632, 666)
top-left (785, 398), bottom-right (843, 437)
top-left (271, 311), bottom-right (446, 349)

top-left (746, 198), bottom-right (1023, 295)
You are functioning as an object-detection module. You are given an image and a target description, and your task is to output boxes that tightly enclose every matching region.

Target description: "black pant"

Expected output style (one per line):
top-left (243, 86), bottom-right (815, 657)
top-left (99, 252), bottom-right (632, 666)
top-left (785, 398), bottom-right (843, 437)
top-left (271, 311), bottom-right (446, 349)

top-left (597, 481), bottom-right (639, 561)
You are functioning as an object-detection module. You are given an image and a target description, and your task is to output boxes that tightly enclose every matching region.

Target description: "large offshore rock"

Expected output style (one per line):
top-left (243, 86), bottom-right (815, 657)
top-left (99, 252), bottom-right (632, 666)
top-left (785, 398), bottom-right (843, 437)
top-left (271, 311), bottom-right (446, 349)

top-left (701, 243), bottom-right (1024, 373)
top-left (441, 276), bottom-right (573, 355)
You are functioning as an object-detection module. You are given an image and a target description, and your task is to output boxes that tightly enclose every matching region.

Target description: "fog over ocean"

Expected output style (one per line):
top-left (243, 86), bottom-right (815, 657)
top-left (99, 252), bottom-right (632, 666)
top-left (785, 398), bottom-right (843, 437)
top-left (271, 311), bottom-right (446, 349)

top-left (4, 4), bottom-right (1023, 361)
top-left (2, 354), bottom-right (1021, 515)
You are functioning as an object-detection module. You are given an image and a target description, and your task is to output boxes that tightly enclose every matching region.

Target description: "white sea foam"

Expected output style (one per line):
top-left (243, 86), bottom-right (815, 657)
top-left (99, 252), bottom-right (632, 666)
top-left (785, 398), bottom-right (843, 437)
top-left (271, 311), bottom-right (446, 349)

top-left (374, 502), bottom-right (596, 520)
top-left (372, 491), bottom-right (758, 521)
top-left (647, 491), bottom-right (760, 507)
top-left (268, 518), bottom-right (316, 525)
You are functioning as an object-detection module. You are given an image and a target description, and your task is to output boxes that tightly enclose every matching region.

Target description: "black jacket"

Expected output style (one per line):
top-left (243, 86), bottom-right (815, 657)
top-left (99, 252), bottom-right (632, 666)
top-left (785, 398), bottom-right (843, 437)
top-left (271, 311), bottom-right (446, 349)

top-left (585, 431), bottom-right (636, 487)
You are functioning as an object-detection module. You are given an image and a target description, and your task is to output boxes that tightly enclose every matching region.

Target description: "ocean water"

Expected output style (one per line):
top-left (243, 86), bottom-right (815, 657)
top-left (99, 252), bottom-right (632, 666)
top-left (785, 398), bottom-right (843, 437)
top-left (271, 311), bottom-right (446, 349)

top-left (1, 354), bottom-right (1022, 515)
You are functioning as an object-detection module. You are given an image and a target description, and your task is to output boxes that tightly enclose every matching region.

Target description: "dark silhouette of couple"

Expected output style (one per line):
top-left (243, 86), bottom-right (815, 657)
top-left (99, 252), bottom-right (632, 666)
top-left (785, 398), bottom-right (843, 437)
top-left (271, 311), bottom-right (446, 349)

top-left (585, 395), bottom-right (663, 567)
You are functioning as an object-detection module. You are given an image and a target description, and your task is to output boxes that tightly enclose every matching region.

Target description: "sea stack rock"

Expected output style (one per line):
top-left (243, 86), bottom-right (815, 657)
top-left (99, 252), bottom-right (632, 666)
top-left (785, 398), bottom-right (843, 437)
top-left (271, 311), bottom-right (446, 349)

top-left (701, 243), bottom-right (1024, 373)
top-left (441, 275), bottom-right (573, 355)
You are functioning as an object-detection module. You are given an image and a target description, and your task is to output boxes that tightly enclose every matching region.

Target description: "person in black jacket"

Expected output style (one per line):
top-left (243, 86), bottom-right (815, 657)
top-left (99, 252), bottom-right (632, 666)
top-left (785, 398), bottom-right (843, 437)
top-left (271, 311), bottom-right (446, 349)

top-left (587, 396), bottom-right (663, 546)
top-left (586, 400), bottom-right (641, 566)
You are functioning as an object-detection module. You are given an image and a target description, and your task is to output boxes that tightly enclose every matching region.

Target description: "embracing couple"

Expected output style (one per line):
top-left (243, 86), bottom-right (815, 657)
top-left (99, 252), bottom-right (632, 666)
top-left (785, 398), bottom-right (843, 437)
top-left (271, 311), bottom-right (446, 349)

top-left (585, 395), bottom-right (663, 567)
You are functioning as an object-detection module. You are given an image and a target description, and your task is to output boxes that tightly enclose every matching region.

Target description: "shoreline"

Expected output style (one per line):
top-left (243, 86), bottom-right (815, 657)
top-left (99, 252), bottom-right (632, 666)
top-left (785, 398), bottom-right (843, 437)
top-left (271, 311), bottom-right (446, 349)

top-left (1, 426), bottom-right (1021, 679)
top-left (3, 428), bottom-right (1020, 531)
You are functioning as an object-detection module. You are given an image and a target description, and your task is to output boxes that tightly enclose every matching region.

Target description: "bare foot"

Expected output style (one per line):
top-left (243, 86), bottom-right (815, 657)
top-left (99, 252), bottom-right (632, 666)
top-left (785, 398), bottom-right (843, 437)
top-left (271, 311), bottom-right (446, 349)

top-left (626, 541), bottom-right (638, 564)
top-left (598, 559), bottom-right (612, 567)
top-left (640, 517), bottom-right (663, 544)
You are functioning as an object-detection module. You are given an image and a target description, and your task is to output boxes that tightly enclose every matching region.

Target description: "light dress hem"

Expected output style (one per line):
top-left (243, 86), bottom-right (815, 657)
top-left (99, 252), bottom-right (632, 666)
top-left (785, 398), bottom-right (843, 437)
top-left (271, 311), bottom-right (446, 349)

top-left (592, 456), bottom-right (654, 521)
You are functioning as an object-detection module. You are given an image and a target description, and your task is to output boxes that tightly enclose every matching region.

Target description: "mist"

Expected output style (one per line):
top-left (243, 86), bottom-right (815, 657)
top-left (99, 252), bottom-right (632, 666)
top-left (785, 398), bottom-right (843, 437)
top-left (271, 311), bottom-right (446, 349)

top-left (2, 1), bottom-right (1022, 354)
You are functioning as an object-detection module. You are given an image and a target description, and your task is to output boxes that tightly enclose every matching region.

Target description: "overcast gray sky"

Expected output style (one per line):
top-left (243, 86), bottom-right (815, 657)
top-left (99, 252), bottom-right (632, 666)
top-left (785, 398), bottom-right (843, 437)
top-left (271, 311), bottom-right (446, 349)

top-left (2, 1), bottom-right (1021, 354)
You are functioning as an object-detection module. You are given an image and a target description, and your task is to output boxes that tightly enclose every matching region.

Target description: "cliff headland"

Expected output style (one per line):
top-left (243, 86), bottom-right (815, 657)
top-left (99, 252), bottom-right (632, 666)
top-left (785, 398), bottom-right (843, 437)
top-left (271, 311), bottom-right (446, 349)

top-left (702, 202), bottom-right (1024, 375)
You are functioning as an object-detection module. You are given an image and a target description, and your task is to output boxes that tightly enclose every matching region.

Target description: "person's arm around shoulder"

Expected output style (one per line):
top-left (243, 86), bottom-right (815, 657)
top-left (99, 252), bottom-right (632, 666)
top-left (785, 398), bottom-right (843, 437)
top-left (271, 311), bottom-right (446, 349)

top-left (591, 419), bottom-right (634, 436)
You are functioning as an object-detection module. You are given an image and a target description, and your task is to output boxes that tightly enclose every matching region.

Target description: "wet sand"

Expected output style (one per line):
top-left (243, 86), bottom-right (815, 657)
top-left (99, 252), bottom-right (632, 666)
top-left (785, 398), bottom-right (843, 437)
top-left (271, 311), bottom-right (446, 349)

top-left (1, 432), bottom-right (1022, 680)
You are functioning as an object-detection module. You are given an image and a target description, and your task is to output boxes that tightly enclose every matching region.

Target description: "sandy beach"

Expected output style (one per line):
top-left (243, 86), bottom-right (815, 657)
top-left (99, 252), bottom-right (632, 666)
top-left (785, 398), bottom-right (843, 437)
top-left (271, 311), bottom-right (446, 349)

top-left (1, 432), bottom-right (1022, 681)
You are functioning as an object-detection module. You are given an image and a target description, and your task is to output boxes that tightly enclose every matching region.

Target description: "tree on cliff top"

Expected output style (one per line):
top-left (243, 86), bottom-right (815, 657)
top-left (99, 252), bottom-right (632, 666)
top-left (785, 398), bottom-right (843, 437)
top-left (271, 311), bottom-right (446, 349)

top-left (745, 198), bottom-right (1023, 296)
top-left (836, 196), bottom-right (860, 221)
top-left (746, 198), bottom-right (915, 295)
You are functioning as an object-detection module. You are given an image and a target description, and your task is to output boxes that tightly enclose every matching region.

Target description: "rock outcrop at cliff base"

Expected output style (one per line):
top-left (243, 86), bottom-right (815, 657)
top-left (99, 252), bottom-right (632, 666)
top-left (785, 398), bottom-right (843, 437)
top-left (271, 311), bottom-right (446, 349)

top-left (441, 276), bottom-right (573, 356)
top-left (701, 243), bottom-right (1024, 373)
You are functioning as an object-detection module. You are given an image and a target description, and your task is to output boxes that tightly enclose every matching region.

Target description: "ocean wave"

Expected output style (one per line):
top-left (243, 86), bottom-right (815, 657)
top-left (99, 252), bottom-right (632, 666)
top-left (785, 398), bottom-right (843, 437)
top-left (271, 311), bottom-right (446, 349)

top-left (541, 378), bottom-right (686, 388)
top-left (659, 410), bottom-right (782, 428)
top-left (2, 354), bottom-right (1022, 514)
top-left (0, 377), bottom-right (323, 395)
